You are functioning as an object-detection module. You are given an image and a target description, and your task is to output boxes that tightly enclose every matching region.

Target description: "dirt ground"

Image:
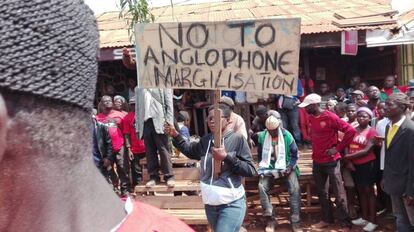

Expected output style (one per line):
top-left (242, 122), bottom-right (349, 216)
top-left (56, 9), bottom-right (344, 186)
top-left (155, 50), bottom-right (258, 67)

top-left (192, 211), bottom-right (396, 232)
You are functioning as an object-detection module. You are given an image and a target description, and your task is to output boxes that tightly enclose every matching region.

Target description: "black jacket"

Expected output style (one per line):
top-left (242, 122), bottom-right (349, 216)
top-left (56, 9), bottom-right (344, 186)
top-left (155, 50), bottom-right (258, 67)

top-left (383, 118), bottom-right (414, 197)
top-left (92, 119), bottom-right (114, 164)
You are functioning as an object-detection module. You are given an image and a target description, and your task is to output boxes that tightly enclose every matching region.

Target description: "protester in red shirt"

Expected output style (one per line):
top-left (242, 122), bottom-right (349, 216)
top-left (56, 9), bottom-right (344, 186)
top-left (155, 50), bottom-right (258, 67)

top-left (96, 95), bottom-right (131, 196)
top-left (380, 75), bottom-right (408, 101)
top-left (299, 93), bottom-right (355, 231)
top-left (123, 98), bottom-right (146, 187)
top-left (344, 107), bottom-right (378, 232)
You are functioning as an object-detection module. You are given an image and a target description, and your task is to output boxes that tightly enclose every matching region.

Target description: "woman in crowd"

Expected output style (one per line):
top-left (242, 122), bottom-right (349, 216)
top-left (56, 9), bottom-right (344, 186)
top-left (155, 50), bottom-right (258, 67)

top-left (114, 95), bottom-right (129, 115)
top-left (344, 107), bottom-right (378, 232)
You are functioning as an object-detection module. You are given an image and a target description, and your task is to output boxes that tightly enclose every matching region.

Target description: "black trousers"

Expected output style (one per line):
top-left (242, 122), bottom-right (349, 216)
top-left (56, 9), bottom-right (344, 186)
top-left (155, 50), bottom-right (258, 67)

top-left (313, 161), bottom-right (351, 228)
top-left (130, 153), bottom-right (144, 186)
top-left (114, 146), bottom-right (131, 194)
top-left (143, 119), bottom-right (174, 181)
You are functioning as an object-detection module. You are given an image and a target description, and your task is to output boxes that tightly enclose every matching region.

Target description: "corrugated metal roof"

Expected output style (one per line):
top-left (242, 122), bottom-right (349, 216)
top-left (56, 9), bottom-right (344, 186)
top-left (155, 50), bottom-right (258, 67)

top-left (97, 0), bottom-right (398, 48)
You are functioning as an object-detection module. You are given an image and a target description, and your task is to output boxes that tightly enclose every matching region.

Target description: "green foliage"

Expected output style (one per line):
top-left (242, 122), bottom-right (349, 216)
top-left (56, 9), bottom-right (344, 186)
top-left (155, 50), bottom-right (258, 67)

top-left (118, 0), bottom-right (155, 41)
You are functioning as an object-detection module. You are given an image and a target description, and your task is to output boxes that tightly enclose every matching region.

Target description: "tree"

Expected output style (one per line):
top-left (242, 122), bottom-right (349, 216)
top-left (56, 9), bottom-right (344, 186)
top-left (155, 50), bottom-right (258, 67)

top-left (119, 0), bottom-right (174, 41)
top-left (118, 0), bottom-right (155, 40)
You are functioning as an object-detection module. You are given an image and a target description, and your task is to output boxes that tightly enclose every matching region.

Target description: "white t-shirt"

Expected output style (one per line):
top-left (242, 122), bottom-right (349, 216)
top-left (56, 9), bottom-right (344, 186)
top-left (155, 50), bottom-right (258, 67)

top-left (376, 118), bottom-right (390, 170)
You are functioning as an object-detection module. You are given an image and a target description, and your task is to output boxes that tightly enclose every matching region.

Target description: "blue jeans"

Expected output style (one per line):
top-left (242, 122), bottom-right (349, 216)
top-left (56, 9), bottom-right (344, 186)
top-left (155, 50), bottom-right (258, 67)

top-left (258, 172), bottom-right (301, 224)
top-left (391, 195), bottom-right (414, 232)
top-left (278, 106), bottom-right (301, 144)
top-left (205, 197), bottom-right (246, 232)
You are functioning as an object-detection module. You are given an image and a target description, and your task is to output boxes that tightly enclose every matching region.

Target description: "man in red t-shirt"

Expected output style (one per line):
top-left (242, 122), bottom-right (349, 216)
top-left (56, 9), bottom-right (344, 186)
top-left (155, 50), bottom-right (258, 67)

top-left (96, 95), bottom-right (131, 196)
top-left (123, 98), bottom-right (146, 187)
top-left (380, 75), bottom-right (408, 101)
top-left (299, 93), bottom-right (356, 230)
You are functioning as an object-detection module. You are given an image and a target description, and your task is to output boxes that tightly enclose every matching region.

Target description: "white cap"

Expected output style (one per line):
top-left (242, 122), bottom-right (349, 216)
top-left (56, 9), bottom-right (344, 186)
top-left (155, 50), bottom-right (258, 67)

top-left (265, 115), bottom-right (280, 130)
top-left (298, 93), bottom-right (322, 108)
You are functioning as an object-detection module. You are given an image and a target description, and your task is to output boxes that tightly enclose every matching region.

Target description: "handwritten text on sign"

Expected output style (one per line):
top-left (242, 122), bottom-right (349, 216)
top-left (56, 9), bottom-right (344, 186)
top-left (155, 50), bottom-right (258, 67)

top-left (135, 19), bottom-right (301, 95)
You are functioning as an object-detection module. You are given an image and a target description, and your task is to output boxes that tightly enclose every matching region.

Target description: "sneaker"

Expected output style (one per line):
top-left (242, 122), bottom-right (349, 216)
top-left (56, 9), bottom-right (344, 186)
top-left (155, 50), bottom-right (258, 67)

top-left (265, 220), bottom-right (276, 232)
top-left (145, 179), bottom-right (157, 188)
top-left (376, 208), bottom-right (387, 216)
top-left (166, 178), bottom-right (175, 188)
top-left (311, 221), bottom-right (331, 229)
top-left (363, 222), bottom-right (378, 232)
top-left (352, 217), bottom-right (368, 226)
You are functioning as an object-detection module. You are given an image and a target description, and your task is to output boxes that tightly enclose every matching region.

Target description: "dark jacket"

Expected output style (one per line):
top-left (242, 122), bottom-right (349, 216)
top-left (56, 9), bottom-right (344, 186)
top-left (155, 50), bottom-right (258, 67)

top-left (92, 119), bottom-right (114, 166)
top-left (383, 118), bottom-right (414, 197)
top-left (173, 130), bottom-right (256, 205)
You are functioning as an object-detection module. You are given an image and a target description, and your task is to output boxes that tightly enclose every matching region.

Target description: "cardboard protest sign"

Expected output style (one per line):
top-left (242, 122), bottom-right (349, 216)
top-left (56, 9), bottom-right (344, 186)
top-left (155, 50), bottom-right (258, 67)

top-left (135, 18), bottom-right (301, 95)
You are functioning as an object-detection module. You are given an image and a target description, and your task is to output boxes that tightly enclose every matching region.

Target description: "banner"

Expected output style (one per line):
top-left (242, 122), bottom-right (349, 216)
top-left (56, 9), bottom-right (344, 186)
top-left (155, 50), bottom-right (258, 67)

top-left (135, 19), bottom-right (301, 95)
top-left (341, 31), bottom-right (358, 56)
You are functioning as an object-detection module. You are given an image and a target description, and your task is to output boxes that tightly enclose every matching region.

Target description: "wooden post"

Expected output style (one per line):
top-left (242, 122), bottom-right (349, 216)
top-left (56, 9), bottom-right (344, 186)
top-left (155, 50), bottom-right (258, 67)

top-left (213, 89), bottom-right (222, 179)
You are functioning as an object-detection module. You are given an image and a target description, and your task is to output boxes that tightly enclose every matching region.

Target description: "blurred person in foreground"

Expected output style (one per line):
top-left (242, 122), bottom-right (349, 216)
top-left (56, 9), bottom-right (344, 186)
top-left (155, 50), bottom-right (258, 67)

top-left (0, 1), bottom-right (192, 231)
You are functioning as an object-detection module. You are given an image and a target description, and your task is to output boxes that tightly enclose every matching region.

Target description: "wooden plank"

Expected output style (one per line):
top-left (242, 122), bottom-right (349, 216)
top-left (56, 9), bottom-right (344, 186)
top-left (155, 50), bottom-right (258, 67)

top-left (143, 167), bottom-right (200, 181)
top-left (164, 209), bottom-right (208, 225)
top-left (141, 156), bottom-right (199, 165)
top-left (137, 195), bottom-right (204, 209)
top-left (135, 180), bottom-right (200, 193)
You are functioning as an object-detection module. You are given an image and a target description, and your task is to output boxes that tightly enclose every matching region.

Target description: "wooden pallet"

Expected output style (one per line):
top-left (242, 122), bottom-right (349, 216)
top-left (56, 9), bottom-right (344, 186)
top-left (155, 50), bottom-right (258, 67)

top-left (135, 179), bottom-right (201, 193)
top-left (142, 167), bottom-right (200, 182)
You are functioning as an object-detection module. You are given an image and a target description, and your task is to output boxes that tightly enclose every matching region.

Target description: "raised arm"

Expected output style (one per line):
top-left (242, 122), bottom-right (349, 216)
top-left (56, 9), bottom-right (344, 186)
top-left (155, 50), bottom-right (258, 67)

top-left (165, 122), bottom-right (203, 160)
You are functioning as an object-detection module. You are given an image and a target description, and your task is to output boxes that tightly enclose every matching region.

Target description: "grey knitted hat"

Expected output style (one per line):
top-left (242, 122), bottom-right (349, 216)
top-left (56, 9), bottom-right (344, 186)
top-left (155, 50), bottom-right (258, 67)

top-left (0, 0), bottom-right (99, 109)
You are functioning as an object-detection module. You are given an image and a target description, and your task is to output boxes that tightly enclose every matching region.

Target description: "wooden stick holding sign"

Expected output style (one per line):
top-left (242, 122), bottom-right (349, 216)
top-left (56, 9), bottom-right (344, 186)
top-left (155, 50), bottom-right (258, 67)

top-left (213, 89), bottom-right (222, 180)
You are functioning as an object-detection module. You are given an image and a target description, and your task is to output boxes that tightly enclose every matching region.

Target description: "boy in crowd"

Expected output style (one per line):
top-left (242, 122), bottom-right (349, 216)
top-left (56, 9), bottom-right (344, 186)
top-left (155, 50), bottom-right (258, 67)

top-left (123, 98), bottom-right (146, 187)
top-left (346, 103), bottom-right (359, 128)
top-left (299, 94), bottom-right (355, 230)
top-left (335, 87), bottom-right (351, 104)
top-left (257, 116), bottom-right (302, 232)
top-left (177, 111), bottom-right (191, 141)
top-left (335, 102), bottom-right (349, 121)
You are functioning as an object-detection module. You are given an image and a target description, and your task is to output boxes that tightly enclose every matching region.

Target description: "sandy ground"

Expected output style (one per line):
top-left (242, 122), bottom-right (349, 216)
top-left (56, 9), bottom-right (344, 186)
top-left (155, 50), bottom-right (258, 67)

top-left (191, 210), bottom-right (396, 232)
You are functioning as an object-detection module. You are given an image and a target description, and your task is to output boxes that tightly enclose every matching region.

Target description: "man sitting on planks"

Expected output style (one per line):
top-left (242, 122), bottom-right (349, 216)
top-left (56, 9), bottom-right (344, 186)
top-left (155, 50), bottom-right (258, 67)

top-left (257, 115), bottom-right (302, 232)
top-left (164, 103), bottom-right (257, 232)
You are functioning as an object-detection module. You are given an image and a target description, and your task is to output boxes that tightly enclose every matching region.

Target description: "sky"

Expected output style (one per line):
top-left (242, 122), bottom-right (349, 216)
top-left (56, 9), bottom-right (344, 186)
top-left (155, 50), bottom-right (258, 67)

top-left (84, 0), bottom-right (223, 15)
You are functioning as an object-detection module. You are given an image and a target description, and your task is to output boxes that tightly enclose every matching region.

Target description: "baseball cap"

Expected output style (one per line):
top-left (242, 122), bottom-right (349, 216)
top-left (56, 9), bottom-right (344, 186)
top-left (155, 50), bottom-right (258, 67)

top-left (219, 96), bottom-right (235, 108)
top-left (298, 93), bottom-right (322, 108)
top-left (351, 90), bottom-right (365, 96)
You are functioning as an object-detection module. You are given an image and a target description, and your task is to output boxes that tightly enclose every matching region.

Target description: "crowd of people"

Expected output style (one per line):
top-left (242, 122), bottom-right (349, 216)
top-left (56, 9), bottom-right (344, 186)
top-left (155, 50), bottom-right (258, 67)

top-left (92, 54), bottom-right (414, 232)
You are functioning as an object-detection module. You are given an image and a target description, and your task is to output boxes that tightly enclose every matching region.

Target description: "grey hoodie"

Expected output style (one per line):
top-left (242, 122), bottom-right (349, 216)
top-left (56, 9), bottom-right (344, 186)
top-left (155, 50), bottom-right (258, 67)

top-left (173, 130), bottom-right (257, 205)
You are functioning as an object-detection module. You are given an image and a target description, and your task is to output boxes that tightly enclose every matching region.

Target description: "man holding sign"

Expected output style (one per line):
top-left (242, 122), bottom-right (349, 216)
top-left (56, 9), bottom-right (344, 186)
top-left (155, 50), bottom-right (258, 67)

top-left (164, 104), bottom-right (256, 231)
